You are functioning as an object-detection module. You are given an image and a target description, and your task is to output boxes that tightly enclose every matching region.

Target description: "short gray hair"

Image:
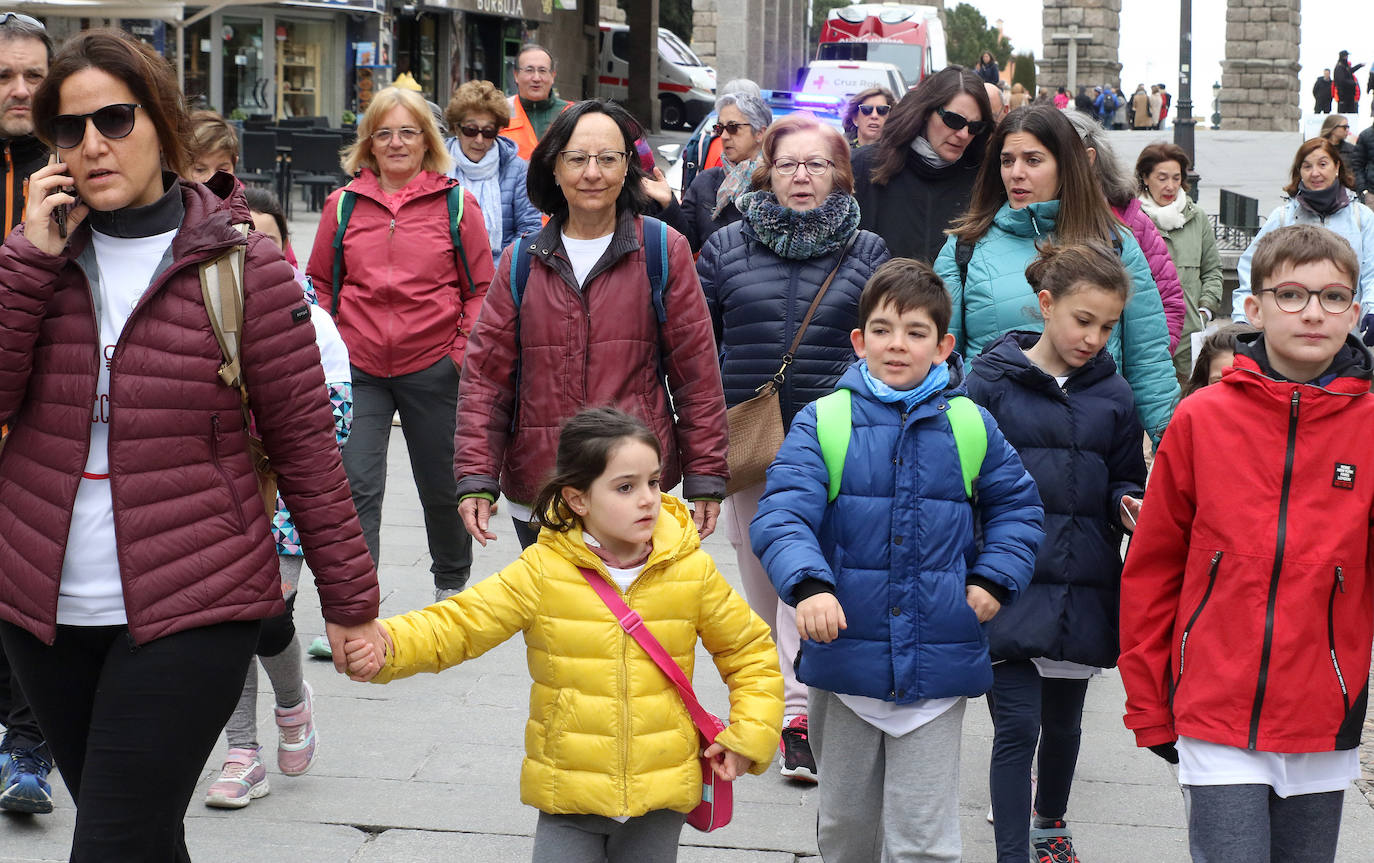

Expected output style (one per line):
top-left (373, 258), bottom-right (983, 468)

top-left (715, 92), bottom-right (772, 133)
top-left (719, 78), bottom-right (762, 99)
top-left (1064, 110), bottom-right (1135, 207)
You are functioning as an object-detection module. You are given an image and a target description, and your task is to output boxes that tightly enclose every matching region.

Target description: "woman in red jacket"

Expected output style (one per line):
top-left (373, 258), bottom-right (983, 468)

top-left (306, 87), bottom-right (495, 604)
top-left (0, 30), bottom-right (383, 861)
top-left (456, 99), bottom-right (728, 549)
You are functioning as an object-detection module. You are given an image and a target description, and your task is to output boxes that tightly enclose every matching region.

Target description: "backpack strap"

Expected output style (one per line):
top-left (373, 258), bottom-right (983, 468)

top-left (815, 389), bottom-right (852, 503)
top-left (447, 183), bottom-right (477, 296)
top-left (643, 215), bottom-right (669, 323)
top-left (944, 396), bottom-right (987, 501)
top-left (330, 191), bottom-right (357, 316)
top-left (955, 238), bottom-right (975, 285)
top-left (201, 224), bottom-right (251, 392)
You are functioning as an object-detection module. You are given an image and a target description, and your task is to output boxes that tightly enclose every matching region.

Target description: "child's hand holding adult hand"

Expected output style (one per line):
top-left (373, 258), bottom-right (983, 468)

top-left (343, 637), bottom-right (381, 681)
top-left (326, 619), bottom-right (392, 681)
top-left (1120, 495), bottom-right (1143, 531)
top-left (965, 585), bottom-right (1001, 622)
top-left (702, 742), bottom-right (752, 781)
top-left (796, 593), bottom-right (846, 643)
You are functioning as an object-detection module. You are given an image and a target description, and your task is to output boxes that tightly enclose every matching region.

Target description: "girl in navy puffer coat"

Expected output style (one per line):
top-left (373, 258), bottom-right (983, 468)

top-left (966, 244), bottom-right (1147, 863)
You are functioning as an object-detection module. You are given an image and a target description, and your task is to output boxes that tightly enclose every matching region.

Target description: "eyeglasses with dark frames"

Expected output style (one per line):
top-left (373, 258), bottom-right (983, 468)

top-left (50, 103), bottom-right (141, 149)
top-left (1256, 284), bottom-right (1355, 315)
top-left (857, 104), bottom-right (891, 117)
top-left (711, 121), bottom-right (751, 137)
top-left (459, 124), bottom-right (499, 140)
top-left (936, 107), bottom-right (991, 136)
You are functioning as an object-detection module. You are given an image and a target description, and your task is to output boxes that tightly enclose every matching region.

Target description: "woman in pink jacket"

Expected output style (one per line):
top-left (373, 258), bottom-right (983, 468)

top-left (0, 31), bottom-right (383, 860)
top-left (1065, 111), bottom-right (1185, 350)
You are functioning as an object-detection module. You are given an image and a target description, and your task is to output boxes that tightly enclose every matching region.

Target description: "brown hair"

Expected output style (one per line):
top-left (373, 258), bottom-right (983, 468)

top-left (869, 65), bottom-right (992, 186)
top-left (342, 86), bottom-right (452, 177)
top-left (842, 86), bottom-right (896, 138)
top-left (858, 258), bottom-right (953, 338)
top-left (1134, 141), bottom-right (1191, 194)
top-left (749, 112), bottom-right (854, 196)
top-left (32, 29), bottom-right (190, 177)
top-left (1283, 137), bottom-right (1354, 196)
top-left (1024, 241), bottom-right (1131, 302)
top-left (949, 104), bottom-right (1122, 246)
top-left (1319, 113), bottom-right (1348, 141)
top-left (1180, 322), bottom-right (1257, 399)
top-left (1249, 223), bottom-right (1360, 295)
top-left (444, 79), bottom-right (510, 134)
top-left (188, 109), bottom-right (239, 165)
top-left (531, 408), bottom-right (662, 533)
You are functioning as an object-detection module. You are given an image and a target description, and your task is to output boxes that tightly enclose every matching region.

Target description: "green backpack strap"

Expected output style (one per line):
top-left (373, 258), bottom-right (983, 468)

top-left (944, 395), bottom-right (987, 500)
top-left (815, 390), bottom-right (987, 503)
top-left (447, 183), bottom-right (477, 296)
top-left (815, 390), bottom-right (853, 503)
top-left (330, 191), bottom-right (357, 316)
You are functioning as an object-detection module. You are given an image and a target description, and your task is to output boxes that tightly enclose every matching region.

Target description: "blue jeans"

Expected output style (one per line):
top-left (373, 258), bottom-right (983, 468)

top-left (986, 659), bottom-right (1090, 863)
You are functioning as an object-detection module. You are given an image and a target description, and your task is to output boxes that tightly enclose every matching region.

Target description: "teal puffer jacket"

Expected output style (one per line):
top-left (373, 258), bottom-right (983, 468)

top-left (934, 200), bottom-right (1179, 439)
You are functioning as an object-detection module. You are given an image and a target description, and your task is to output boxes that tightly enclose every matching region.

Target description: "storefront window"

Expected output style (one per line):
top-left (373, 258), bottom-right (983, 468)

top-left (222, 17), bottom-right (268, 118)
top-left (276, 18), bottom-right (332, 121)
top-left (183, 18), bottom-right (213, 111)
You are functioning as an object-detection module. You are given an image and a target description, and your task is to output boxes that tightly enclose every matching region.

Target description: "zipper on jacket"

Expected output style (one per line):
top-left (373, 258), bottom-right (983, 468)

top-left (1176, 551), bottom-right (1223, 689)
top-left (1248, 389), bottom-right (1300, 749)
top-left (618, 587), bottom-right (632, 814)
top-left (210, 414), bottom-right (247, 530)
top-left (1328, 566), bottom-right (1350, 712)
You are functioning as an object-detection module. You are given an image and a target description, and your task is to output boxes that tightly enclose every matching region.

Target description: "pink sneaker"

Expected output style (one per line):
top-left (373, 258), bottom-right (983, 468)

top-left (205, 747), bottom-right (269, 809)
top-left (274, 681), bottom-right (317, 776)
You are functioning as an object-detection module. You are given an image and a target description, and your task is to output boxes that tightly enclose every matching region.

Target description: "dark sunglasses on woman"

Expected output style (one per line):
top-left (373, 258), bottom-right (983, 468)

top-left (711, 121), bottom-right (751, 137)
top-left (51, 103), bottom-right (140, 149)
top-left (857, 104), bottom-right (891, 117)
top-left (459, 125), bottom-right (499, 140)
top-left (936, 107), bottom-right (991, 136)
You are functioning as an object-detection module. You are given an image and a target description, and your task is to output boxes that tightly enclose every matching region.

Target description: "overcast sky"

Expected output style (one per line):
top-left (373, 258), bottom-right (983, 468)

top-left (953, 0), bottom-right (1374, 125)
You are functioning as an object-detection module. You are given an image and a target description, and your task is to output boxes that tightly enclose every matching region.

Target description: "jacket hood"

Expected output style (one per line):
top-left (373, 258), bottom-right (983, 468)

top-left (993, 200), bottom-right (1060, 238)
top-left (836, 351), bottom-right (970, 404)
top-left (537, 494), bottom-right (701, 579)
top-left (1232, 330), bottom-right (1373, 391)
top-left (974, 330), bottom-right (1119, 389)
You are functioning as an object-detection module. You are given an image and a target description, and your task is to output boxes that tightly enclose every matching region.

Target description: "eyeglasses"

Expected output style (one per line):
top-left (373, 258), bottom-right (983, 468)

top-left (371, 127), bottom-right (422, 144)
top-left (51, 103), bottom-right (140, 149)
top-left (558, 150), bottom-right (628, 171)
top-left (1336, 124), bottom-right (1351, 130)
top-left (1257, 284), bottom-right (1355, 314)
top-left (517, 65), bottom-right (553, 77)
top-left (857, 104), bottom-right (891, 117)
top-left (711, 121), bottom-right (751, 136)
top-left (459, 124), bottom-right (499, 140)
top-left (0, 12), bottom-right (45, 31)
top-left (773, 158), bottom-right (834, 176)
top-left (936, 108), bottom-right (991, 136)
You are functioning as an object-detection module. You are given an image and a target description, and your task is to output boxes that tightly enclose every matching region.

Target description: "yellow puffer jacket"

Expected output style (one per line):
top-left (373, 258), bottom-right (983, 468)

top-left (373, 495), bottom-right (783, 818)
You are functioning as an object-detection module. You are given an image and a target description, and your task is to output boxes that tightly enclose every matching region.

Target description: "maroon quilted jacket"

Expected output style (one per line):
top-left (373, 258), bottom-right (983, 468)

top-left (0, 177), bottom-right (379, 645)
top-left (455, 210), bottom-right (728, 506)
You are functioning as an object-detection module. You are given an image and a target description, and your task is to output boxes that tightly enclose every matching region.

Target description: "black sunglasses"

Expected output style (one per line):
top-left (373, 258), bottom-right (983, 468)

top-left (857, 104), bottom-right (891, 117)
top-left (936, 107), bottom-right (991, 136)
top-left (459, 124), bottom-right (499, 139)
top-left (51, 103), bottom-right (141, 149)
top-left (711, 121), bottom-right (751, 136)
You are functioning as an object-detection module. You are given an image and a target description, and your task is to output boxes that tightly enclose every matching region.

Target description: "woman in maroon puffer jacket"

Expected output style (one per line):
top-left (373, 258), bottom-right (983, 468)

top-left (0, 31), bottom-right (384, 860)
top-left (456, 100), bottom-right (728, 549)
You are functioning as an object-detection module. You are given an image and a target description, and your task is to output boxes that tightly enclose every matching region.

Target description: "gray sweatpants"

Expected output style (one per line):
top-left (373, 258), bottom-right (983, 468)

top-left (530, 809), bottom-right (686, 863)
top-left (1184, 783), bottom-right (1344, 863)
top-left (810, 688), bottom-right (965, 863)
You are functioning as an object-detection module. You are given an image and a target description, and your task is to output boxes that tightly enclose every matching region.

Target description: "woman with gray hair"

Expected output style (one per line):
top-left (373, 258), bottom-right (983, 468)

top-left (680, 91), bottom-right (772, 251)
top-left (1063, 111), bottom-right (1186, 348)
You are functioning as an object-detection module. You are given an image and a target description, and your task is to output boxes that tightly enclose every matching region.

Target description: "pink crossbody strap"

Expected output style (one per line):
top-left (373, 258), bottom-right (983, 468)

top-left (579, 567), bottom-right (721, 744)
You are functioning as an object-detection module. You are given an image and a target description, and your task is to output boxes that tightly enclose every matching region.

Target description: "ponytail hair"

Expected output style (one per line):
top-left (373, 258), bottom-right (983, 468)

top-left (530, 408), bottom-right (662, 533)
top-left (1025, 241), bottom-right (1131, 302)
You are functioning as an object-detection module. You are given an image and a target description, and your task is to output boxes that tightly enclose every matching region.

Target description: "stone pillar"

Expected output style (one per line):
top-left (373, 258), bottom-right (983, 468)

top-left (1220, 0), bottom-right (1300, 131)
top-left (692, 0), bottom-right (717, 69)
top-left (708, 0), bottom-right (801, 92)
top-left (1040, 0), bottom-right (1122, 96)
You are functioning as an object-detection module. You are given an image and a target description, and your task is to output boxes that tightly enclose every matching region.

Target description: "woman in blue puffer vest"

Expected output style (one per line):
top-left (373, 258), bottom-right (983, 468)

top-left (934, 104), bottom-right (1179, 440)
top-left (697, 112), bottom-right (889, 781)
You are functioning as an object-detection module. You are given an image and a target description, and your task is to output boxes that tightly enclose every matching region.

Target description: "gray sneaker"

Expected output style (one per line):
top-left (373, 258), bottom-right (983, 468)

top-left (435, 587), bottom-right (462, 602)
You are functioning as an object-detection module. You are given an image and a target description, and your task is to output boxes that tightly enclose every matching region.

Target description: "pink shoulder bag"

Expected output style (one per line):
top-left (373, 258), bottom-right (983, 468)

top-left (578, 567), bottom-right (732, 832)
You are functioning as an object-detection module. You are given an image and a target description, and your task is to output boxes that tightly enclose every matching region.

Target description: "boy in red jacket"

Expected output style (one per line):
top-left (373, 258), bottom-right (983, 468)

top-left (1119, 224), bottom-right (1374, 863)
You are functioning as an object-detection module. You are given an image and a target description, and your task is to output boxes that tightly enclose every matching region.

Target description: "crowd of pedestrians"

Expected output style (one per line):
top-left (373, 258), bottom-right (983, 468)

top-left (4, 15), bottom-right (1374, 863)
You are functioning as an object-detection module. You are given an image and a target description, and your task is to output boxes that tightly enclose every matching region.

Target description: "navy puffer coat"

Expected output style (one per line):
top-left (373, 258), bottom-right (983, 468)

top-left (965, 332), bottom-right (1147, 668)
top-left (697, 220), bottom-right (889, 429)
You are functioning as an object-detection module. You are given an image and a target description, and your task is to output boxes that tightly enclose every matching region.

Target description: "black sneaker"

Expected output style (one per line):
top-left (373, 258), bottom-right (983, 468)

top-left (778, 715), bottom-right (817, 783)
top-left (1030, 820), bottom-right (1080, 863)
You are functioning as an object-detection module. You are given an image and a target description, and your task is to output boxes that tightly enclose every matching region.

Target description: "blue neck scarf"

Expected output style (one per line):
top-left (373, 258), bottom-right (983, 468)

top-left (858, 359), bottom-right (950, 411)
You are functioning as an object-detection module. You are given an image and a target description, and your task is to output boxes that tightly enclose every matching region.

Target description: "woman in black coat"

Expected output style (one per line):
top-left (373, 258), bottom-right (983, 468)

top-left (975, 51), bottom-right (1001, 85)
top-left (851, 65), bottom-right (993, 262)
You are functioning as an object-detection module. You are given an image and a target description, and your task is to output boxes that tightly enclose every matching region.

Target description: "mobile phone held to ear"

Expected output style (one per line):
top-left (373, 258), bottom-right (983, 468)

top-left (51, 156), bottom-right (74, 239)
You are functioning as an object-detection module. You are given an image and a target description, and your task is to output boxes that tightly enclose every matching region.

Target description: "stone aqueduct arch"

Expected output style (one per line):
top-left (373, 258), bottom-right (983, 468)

top-left (1040, 0), bottom-right (1301, 132)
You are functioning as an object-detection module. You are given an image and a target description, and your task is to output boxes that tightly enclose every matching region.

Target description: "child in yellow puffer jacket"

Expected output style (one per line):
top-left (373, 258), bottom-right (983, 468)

top-left (344, 407), bottom-right (783, 862)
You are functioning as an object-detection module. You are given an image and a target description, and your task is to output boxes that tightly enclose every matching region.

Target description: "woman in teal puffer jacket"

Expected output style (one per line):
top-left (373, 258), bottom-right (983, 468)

top-left (935, 104), bottom-right (1178, 440)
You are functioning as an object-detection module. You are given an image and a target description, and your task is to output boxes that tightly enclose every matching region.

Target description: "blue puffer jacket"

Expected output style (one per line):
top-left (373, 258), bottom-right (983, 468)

top-left (749, 359), bottom-right (1044, 702)
top-left (445, 134), bottom-right (543, 262)
top-left (698, 221), bottom-right (890, 428)
top-left (934, 200), bottom-right (1179, 440)
top-left (966, 333), bottom-right (1147, 668)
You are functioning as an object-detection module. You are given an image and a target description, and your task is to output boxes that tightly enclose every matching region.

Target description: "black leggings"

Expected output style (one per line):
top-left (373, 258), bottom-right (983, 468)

top-left (0, 619), bottom-right (259, 862)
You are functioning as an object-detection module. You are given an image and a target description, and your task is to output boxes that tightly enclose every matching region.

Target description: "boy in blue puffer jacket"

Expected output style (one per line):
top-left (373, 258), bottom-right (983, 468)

top-left (750, 258), bottom-right (1043, 862)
